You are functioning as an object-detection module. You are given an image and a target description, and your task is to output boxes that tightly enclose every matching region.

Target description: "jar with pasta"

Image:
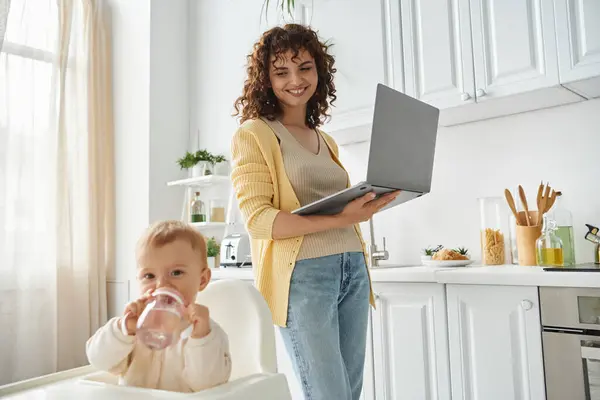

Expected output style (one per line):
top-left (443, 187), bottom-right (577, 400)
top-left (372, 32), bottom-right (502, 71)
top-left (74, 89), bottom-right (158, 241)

top-left (478, 196), bottom-right (509, 265)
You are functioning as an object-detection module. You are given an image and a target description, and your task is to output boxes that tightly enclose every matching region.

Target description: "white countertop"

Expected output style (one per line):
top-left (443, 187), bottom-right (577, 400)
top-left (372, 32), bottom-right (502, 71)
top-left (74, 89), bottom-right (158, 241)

top-left (435, 265), bottom-right (600, 288)
top-left (209, 265), bottom-right (444, 283)
top-left (210, 264), bottom-right (600, 288)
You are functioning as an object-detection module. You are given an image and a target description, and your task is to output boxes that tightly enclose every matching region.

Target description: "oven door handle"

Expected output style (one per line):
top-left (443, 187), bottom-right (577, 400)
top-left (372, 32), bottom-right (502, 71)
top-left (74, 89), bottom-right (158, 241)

top-left (581, 345), bottom-right (600, 361)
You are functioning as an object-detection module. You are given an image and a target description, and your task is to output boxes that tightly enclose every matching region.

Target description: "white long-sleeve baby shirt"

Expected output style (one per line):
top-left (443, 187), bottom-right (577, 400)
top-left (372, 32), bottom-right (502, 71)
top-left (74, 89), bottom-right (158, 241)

top-left (86, 316), bottom-right (232, 392)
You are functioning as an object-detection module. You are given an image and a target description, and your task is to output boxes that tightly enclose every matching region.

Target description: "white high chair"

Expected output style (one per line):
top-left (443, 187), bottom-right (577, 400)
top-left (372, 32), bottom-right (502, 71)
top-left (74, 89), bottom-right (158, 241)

top-left (0, 279), bottom-right (292, 399)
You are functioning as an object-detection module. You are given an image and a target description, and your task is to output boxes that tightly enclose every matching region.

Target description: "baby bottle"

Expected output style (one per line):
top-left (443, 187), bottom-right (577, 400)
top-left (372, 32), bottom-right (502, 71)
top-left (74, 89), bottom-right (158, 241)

top-left (136, 287), bottom-right (186, 350)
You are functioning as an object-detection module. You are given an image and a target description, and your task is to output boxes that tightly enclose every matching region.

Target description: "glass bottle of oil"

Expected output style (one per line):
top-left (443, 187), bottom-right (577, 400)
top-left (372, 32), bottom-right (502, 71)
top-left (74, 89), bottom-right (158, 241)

top-left (536, 215), bottom-right (564, 267)
top-left (190, 191), bottom-right (206, 223)
top-left (548, 192), bottom-right (575, 266)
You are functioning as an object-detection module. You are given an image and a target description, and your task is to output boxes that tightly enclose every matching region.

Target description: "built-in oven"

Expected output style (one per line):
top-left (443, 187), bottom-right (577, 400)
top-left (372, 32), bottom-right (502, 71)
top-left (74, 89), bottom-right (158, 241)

top-left (541, 287), bottom-right (600, 400)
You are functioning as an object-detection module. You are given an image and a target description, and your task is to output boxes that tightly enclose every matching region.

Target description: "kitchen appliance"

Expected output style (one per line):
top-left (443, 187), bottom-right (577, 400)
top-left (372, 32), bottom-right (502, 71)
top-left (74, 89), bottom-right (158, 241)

top-left (540, 287), bottom-right (600, 399)
top-left (220, 233), bottom-right (252, 268)
top-left (544, 263), bottom-right (600, 272)
top-left (585, 224), bottom-right (600, 264)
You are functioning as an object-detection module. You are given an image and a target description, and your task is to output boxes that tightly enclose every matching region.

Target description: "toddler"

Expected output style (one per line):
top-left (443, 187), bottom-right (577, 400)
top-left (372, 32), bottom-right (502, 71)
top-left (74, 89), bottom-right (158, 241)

top-left (86, 220), bottom-right (232, 392)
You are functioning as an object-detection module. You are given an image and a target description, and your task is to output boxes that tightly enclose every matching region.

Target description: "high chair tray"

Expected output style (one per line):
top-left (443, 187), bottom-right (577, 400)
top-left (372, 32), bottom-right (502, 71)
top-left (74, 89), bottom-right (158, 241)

top-left (0, 366), bottom-right (291, 400)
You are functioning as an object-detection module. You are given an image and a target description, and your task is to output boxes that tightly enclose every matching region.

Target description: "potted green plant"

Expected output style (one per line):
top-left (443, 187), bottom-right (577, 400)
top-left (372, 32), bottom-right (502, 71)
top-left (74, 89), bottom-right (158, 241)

top-left (212, 154), bottom-right (229, 176)
top-left (206, 236), bottom-right (220, 269)
top-left (452, 247), bottom-right (470, 259)
top-left (421, 245), bottom-right (443, 263)
top-left (263, 0), bottom-right (296, 16)
top-left (194, 149), bottom-right (214, 176)
top-left (177, 151), bottom-right (201, 177)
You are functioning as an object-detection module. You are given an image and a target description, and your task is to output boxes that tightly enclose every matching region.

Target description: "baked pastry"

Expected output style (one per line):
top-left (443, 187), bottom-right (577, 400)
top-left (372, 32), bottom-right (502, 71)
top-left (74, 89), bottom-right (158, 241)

top-left (432, 248), bottom-right (469, 261)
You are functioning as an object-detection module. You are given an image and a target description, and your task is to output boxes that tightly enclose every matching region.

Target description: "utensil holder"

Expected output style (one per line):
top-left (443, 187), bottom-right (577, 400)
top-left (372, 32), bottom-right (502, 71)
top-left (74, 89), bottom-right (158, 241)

top-left (516, 211), bottom-right (541, 266)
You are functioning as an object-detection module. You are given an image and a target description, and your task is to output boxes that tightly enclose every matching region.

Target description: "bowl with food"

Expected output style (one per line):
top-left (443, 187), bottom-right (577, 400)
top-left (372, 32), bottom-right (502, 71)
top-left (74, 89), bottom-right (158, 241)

top-left (422, 247), bottom-right (473, 267)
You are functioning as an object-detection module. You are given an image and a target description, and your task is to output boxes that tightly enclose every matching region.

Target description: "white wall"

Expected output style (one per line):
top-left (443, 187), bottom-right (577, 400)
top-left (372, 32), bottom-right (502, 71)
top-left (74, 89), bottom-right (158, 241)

top-left (108, 0), bottom-right (189, 313)
top-left (189, 0), bottom-right (290, 155)
top-left (341, 99), bottom-right (600, 266)
top-left (149, 0), bottom-right (189, 223)
top-left (108, 0), bottom-right (150, 286)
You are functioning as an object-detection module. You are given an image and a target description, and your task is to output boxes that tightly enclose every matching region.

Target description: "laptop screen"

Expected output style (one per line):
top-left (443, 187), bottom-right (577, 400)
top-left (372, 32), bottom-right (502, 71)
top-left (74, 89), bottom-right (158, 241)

top-left (366, 84), bottom-right (440, 193)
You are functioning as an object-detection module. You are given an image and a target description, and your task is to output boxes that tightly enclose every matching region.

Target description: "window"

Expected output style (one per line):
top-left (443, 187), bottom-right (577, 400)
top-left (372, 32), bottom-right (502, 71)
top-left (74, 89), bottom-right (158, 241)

top-left (0, 0), bottom-right (58, 281)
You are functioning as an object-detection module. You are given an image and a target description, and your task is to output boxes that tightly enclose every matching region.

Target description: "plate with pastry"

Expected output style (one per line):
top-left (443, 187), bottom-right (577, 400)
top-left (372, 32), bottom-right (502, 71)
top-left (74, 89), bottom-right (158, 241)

top-left (422, 247), bottom-right (473, 267)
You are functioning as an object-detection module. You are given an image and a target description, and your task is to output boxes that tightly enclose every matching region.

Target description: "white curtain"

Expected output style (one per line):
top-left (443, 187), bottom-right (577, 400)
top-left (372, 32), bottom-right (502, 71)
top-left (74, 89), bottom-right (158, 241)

top-left (0, 0), bottom-right (9, 50)
top-left (0, 0), bottom-right (114, 384)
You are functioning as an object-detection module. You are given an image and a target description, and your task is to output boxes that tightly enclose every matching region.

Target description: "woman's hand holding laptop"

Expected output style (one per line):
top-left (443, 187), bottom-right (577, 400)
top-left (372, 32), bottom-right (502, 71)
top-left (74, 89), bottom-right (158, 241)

top-left (338, 190), bottom-right (400, 224)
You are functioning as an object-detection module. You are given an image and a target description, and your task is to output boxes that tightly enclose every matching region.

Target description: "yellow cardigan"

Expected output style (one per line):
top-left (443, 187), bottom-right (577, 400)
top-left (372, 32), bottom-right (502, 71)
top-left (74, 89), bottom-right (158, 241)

top-left (230, 118), bottom-right (375, 327)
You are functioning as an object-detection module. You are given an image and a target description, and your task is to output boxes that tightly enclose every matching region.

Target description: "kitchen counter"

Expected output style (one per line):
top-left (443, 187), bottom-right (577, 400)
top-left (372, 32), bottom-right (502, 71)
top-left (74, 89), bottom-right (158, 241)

top-left (436, 265), bottom-right (600, 288)
top-left (211, 264), bottom-right (600, 288)
top-left (210, 264), bottom-right (443, 283)
top-left (211, 267), bottom-right (254, 281)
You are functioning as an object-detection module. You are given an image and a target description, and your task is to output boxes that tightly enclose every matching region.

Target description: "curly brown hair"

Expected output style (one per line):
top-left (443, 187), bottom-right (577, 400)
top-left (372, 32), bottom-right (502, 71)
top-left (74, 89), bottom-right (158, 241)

top-left (233, 24), bottom-right (336, 129)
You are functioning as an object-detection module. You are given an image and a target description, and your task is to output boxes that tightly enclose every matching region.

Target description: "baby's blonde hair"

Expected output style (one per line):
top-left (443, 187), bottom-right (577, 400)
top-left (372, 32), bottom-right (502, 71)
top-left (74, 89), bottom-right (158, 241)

top-left (137, 220), bottom-right (208, 267)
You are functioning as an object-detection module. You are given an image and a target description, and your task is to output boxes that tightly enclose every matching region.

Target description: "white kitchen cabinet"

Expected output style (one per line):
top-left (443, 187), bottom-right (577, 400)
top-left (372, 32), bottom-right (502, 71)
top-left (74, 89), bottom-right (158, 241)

top-left (400, 0), bottom-right (476, 110)
top-left (554, 0), bottom-right (600, 98)
top-left (296, 0), bottom-right (403, 144)
top-left (446, 284), bottom-right (546, 400)
top-left (401, 0), bottom-right (583, 126)
top-left (371, 282), bottom-right (452, 400)
top-left (469, 0), bottom-right (561, 101)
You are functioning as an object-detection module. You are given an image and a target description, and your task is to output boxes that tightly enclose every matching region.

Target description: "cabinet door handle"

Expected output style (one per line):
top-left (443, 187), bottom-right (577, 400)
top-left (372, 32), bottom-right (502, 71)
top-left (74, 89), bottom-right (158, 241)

top-left (461, 92), bottom-right (471, 101)
top-left (374, 292), bottom-right (380, 301)
top-left (476, 88), bottom-right (487, 97)
top-left (521, 300), bottom-right (534, 310)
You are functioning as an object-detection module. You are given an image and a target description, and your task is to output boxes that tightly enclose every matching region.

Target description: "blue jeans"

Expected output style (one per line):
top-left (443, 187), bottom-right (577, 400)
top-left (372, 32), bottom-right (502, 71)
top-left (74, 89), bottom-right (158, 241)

top-left (278, 252), bottom-right (370, 400)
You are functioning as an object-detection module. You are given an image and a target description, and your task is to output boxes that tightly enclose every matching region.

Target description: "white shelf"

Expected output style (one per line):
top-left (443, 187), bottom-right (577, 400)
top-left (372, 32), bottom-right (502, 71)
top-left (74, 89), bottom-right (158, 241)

top-left (189, 222), bottom-right (228, 229)
top-left (167, 175), bottom-right (230, 187)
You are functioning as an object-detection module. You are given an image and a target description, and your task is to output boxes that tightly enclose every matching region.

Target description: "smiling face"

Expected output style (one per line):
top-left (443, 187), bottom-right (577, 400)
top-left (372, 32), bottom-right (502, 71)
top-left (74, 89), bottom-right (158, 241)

top-left (269, 49), bottom-right (318, 111)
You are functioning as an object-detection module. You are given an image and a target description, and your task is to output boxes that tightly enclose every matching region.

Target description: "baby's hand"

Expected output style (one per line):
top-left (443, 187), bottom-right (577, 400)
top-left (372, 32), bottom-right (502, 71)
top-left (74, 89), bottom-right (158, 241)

top-left (187, 303), bottom-right (211, 339)
top-left (119, 289), bottom-right (154, 336)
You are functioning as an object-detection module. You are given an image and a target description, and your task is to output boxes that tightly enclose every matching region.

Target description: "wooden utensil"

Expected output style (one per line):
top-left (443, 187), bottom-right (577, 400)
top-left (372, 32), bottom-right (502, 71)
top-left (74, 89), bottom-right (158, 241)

top-left (545, 190), bottom-right (558, 212)
top-left (518, 185), bottom-right (531, 226)
top-left (504, 189), bottom-right (521, 225)
top-left (536, 181), bottom-right (544, 215)
top-left (537, 184), bottom-right (551, 226)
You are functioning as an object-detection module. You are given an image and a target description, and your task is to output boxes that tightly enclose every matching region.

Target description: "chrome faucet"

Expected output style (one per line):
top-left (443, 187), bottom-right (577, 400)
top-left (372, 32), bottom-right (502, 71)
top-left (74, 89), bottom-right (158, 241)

top-left (368, 218), bottom-right (389, 267)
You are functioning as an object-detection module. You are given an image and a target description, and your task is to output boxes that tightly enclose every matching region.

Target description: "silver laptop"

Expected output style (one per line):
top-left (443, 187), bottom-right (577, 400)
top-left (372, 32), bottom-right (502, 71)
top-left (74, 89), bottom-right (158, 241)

top-left (291, 83), bottom-right (440, 216)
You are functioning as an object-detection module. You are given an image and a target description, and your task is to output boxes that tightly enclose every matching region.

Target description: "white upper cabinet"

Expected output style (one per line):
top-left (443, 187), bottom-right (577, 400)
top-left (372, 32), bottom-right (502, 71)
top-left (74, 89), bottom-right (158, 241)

top-left (296, 0), bottom-right (403, 142)
top-left (554, 0), bottom-right (600, 98)
top-left (400, 0), bottom-right (476, 109)
top-left (469, 0), bottom-right (561, 101)
top-left (400, 0), bottom-right (584, 126)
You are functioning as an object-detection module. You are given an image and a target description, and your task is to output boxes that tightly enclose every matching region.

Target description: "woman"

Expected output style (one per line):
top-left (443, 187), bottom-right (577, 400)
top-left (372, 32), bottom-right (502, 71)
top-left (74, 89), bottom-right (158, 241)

top-left (230, 24), bottom-right (398, 400)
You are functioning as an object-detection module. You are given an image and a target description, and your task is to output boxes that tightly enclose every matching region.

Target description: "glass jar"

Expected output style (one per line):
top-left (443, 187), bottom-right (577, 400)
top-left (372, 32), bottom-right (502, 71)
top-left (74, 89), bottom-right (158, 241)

top-left (198, 161), bottom-right (213, 176)
top-left (136, 287), bottom-right (186, 350)
top-left (479, 196), bottom-right (509, 265)
top-left (190, 192), bottom-right (206, 223)
top-left (209, 199), bottom-right (226, 223)
top-left (547, 192), bottom-right (575, 266)
top-left (536, 215), bottom-right (564, 267)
